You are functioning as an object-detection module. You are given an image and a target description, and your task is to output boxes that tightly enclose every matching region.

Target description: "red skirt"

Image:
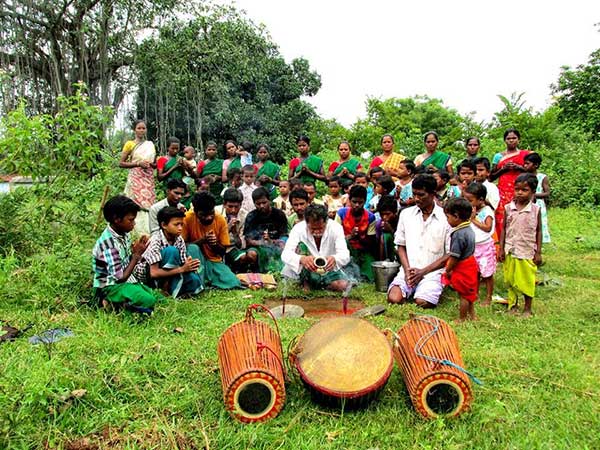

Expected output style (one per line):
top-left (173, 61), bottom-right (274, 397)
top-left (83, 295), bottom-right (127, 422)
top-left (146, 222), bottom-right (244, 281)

top-left (442, 256), bottom-right (479, 302)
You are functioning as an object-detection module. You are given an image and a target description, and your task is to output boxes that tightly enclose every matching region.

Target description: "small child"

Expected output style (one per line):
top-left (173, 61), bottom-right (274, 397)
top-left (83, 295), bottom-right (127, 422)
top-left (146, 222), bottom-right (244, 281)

top-left (134, 206), bottom-right (203, 298)
top-left (499, 173), bottom-right (542, 317)
top-left (456, 159), bottom-right (476, 191)
top-left (473, 157), bottom-right (500, 210)
top-left (353, 171), bottom-right (370, 208)
top-left (181, 146), bottom-right (197, 207)
top-left (288, 188), bottom-right (309, 230)
top-left (395, 159), bottom-right (415, 209)
top-left (524, 152), bottom-right (551, 243)
top-left (433, 170), bottom-right (460, 206)
top-left (376, 195), bottom-right (399, 261)
top-left (367, 167), bottom-right (385, 208)
top-left (368, 174), bottom-right (395, 213)
top-left (442, 197), bottom-right (479, 321)
top-left (323, 176), bottom-right (346, 219)
top-left (240, 164), bottom-right (257, 213)
top-left (220, 167), bottom-right (242, 197)
top-left (92, 195), bottom-right (159, 312)
top-left (464, 183), bottom-right (496, 305)
top-left (273, 180), bottom-right (294, 217)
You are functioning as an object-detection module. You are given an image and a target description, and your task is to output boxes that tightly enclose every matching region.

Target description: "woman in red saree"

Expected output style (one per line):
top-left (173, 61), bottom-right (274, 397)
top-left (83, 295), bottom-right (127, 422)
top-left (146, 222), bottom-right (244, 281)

top-left (489, 128), bottom-right (530, 237)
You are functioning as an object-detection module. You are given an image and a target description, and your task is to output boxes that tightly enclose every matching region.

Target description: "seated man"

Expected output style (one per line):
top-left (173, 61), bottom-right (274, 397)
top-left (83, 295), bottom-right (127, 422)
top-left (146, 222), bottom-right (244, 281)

top-left (182, 192), bottom-right (241, 289)
top-left (92, 195), bottom-right (159, 311)
top-left (287, 188), bottom-right (309, 231)
top-left (282, 204), bottom-right (350, 292)
top-left (216, 188), bottom-right (258, 272)
top-left (387, 174), bottom-right (450, 307)
top-left (335, 185), bottom-right (377, 282)
top-left (134, 206), bottom-right (203, 298)
top-left (149, 179), bottom-right (187, 234)
top-left (244, 187), bottom-right (288, 273)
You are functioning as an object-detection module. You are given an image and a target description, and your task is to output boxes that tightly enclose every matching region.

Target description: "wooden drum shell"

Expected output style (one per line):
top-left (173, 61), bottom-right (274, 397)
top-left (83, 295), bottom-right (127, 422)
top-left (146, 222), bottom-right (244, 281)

top-left (217, 318), bottom-right (285, 423)
top-left (394, 316), bottom-right (473, 419)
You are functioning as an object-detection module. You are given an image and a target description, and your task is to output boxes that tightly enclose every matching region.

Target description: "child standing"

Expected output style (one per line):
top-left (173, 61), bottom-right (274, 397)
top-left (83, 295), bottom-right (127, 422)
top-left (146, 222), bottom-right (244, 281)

top-left (433, 170), bottom-right (460, 206)
top-left (240, 164), bottom-right (258, 213)
top-left (395, 159), bottom-right (415, 209)
top-left (456, 160), bottom-right (476, 191)
top-left (323, 176), bottom-right (346, 219)
top-left (273, 180), bottom-right (294, 217)
top-left (464, 183), bottom-right (496, 305)
top-left (473, 157), bottom-right (500, 210)
top-left (92, 196), bottom-right (159, 312)
top-left (499, 174), bottom-right (542, 317)
top-left (524, 153), bottom-right (551, 243)
top-left (368, 174), bottom-right (395, 213)
top-left (442, 198), bottom-right (479, 322)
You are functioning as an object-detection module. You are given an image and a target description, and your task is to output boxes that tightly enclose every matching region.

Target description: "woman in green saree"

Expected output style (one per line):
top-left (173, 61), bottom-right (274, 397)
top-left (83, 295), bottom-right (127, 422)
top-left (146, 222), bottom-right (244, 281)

top-left (196, 141), bottom-right (224, 204)
top-left (255, 144), bottom-right (280, 200)
top-left (288, 135), bottom-right (326, 185)
top-left (328, 141), bottom-right (363, 187)
top-left (414, 131), bottom-right (453, 175)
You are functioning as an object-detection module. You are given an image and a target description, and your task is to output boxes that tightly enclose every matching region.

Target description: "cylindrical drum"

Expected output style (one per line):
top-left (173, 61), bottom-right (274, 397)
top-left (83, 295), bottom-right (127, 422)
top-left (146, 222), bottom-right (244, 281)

top-left (393, 315), bottom-right (473, 418)
top-left (291, 316), bottom-right (393, 409)
top-left (217, 308), bottom-right (285, 423)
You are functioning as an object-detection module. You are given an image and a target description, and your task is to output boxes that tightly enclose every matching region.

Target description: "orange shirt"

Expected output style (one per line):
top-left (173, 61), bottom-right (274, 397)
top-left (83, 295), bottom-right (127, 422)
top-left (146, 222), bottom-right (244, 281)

top-left (182, 211), bottom-right (230, 262)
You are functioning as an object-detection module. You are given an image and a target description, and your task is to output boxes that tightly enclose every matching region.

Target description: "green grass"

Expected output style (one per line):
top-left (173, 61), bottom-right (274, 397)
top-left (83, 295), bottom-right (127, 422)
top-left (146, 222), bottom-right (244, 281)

top-left (1, 208), bottom-right (599, 449)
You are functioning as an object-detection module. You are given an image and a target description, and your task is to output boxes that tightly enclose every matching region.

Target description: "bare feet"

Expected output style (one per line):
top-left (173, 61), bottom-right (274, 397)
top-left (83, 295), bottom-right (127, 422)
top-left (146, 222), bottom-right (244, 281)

top-left (481, 298), bottom-right (491, 306)
top-left (507, 306), bottom-right (520, 315)
top-left (521, 310), bottom-right (533, 318)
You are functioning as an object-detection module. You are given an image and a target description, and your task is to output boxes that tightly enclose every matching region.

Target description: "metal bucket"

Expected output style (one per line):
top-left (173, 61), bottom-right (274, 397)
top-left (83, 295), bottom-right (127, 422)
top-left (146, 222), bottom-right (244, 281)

top-left (371, 261), bottom-right (400, 292)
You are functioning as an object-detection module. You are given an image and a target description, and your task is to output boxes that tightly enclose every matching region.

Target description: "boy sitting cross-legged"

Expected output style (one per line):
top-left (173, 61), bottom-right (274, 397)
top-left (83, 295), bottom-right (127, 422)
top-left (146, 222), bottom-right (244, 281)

top-left (92, 195), bottom-right (160, 313)
top-left (134, 206), bottom-right (203, 298)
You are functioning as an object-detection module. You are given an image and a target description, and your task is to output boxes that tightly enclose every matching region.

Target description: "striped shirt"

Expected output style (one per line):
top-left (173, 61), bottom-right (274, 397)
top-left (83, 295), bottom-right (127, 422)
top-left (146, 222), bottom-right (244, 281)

top-left (133, 230), bottom-right (187, 281)
top-left (92, 226), bottom-right (137, 288)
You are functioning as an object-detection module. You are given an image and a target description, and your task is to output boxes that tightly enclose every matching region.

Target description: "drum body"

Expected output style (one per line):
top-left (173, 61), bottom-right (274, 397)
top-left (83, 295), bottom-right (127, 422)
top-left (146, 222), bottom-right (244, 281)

top-left (292, 316), bottom-right (393, 409)
top-left (217, 315), bottom-right (285, 423)
top-left (394, 316), bottom-right (472, 418)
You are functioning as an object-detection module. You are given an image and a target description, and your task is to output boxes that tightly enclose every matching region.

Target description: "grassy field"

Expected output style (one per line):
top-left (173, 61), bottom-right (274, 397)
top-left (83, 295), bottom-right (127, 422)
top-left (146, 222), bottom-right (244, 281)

top-left (1, 207), bottom-right (599, 450)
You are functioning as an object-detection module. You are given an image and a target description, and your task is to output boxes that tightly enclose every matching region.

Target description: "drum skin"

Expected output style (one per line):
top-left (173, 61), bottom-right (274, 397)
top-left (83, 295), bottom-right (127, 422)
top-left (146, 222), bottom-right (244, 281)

top-left (394, 316), bottom-right (473, 419)
top-left (291, 316), bottom-right (393, 409)
top-left (217, 316), bottom-right (285, 423)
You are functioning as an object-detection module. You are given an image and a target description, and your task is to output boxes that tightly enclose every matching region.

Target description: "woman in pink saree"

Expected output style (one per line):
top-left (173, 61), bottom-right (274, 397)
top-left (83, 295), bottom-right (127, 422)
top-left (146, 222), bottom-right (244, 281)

top-left (119, 120), bottom-right (156, 234)
top-left (490, 128), bottom-right (530, 237)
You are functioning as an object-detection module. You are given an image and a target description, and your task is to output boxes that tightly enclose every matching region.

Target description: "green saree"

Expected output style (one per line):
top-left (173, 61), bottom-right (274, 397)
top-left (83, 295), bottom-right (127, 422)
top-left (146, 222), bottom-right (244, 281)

top-left (257, 160), bottom-right (280, 199)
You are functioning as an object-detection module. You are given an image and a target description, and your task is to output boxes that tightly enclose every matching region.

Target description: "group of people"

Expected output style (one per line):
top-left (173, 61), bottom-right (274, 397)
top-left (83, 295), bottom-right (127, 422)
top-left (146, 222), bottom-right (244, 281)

top-left (93, 122), bottom-right (551, 320)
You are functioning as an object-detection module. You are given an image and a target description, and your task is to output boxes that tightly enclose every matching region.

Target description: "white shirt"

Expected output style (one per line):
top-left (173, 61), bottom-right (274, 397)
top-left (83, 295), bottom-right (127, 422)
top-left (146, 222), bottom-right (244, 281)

top-left (148, 198), bottom-right (185, 235)
top-left (483, 180), bottom-right (500, 211)
top-left (281, 220), bottom-right (350, 278)
top-left (239, 183), bottom-right (257, 213)
top-left (471, 205), bottom-right (495, 244)
top-left (394, 204), bottom-right (450, 269)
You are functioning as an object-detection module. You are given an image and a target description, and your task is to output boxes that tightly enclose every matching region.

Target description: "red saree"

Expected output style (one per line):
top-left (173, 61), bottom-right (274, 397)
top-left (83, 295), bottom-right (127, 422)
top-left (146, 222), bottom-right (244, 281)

top-left (494, 150), bottom-right (530, 237)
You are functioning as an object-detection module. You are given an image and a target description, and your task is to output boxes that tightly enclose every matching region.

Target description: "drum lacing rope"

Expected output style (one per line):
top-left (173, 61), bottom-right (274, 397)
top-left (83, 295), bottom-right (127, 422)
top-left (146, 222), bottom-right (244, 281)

top-left (413, 315), bottom-right (483, 386)
top-left (247, 304), bottom-right (288, 381)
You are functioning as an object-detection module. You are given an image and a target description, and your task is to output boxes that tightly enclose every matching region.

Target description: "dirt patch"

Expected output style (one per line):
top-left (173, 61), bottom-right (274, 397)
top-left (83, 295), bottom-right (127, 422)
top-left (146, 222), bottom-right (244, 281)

top-left (264, 296), bottom-right (365, 317)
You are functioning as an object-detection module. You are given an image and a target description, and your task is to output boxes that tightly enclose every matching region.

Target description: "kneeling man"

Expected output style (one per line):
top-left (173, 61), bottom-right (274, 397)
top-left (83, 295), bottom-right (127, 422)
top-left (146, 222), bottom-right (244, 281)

top-left (282, 204), bottom-right (350, 292)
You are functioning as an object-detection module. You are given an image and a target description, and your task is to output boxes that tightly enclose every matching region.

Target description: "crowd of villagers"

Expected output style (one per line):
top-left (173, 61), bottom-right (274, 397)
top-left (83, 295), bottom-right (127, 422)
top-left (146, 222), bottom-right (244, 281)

top-left (93, 120), bottom-right (550, 321)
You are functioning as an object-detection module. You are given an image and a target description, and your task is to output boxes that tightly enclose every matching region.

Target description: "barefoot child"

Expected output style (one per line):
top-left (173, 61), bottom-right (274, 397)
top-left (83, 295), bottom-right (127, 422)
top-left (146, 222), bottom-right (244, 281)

top-left (473, 157), bottom-right (500, 210)
top-left (499, 174), bottom-right (542, 317)
top-left (396, 159), bottom-right (415, 209)
top-left (134, 207), bottom-right (203, 297)
top-left (464, 183), bottom-right (496, 305)
top-left (524, 152), bottom-right (551, 243)
top-left (92, 195), bottom-right (159, 311)
top-left (323, 176), bottom-right (346, 219)
top-left (273, 180), bottom-right (294, 217)
top-left (376, 195), bottom-right (399, 261)
top-left (442, 197), bottom-right (479, 321)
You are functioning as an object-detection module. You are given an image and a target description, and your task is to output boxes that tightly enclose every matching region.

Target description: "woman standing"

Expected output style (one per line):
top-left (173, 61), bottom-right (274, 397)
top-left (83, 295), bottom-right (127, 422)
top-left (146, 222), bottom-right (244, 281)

top-left (369, 134), bottom-right (406, 178)
top-left (289, 135), bottom-right (326, 184)
top-left (255, 144), bottom-right (280, 200)
top-left (489, 128), bottom-right (530, 237)
top-left (119, 119), bottom-right (156, 234)
top-left (328, 141), bottom-right (362, 187)
top-left (414, 131), bottom-right (453, 174)
top-left (197, 141), bottom-right (224, 204)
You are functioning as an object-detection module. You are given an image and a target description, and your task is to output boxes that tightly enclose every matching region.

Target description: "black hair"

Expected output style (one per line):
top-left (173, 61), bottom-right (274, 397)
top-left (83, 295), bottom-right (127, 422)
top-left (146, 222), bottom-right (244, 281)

top-left (166, 178), bottom-right (187, 191)
top-left (305, 204), bottom-right (328, 223)
top-left (227, 167), bottom-right (241, 181)
top-left (465, 182), bottom-right (487, 200)
top-left (242, 164), bottom-right (255, 174)
top-left (377, 175), bottom-right (395, 194)
top-left (241, 141), bottom-right (254, 152)
top-left (473, 157), bottom-right (491, 171)
top-left (103, 195), bottom-right (140, 223)
top-left (503, 128), bottom-right (521, 140)
top-left (251, 187), bottom-right (270, 202)
top-left (296, 135), bottom-right (310, 145)
top-left (192, 191), bottom-right (216, 213)
top-left (412, 174), bottom-right (437, 194)
top-left (289, 178), bottom-right (303, 188)
top-left (400, 159), bottom-right (416, 175)
top-left (222, 187), bottom-right (243, 204)
top-left (354, 171), bottom-right (368, 180)
top-left (377, 195), bottom-right (398, 214)
top-left (166, 136), bottom-right (180, 147)
top-left (381, 134), bottom-right (395, 144)
top-left (303, 181), bottom-right (315, 189)
top-left (279, 179), bottom-right (290, 186)
top-left (338, 140), bottom-right (352, 150)
top-left (132, 119), bottom-right (145, 130)
top-left (328, 176), bottom-right (341, 186)
top-left (369, 166), bottom-right (385, 178)
top-left (515, 173), bottom-right (538, 190)
top-left (289, 189), bottom-right (309, 202)
top-left (224, 139), bottom-right (237, 153)
top-left (444, 197), bottom-right (472, 221)
top-left (205, 141), bottom-right (217, 149)
top-left (257, 143), bottom-right (269, 152)
top-left (423, 131), bottom-right (439, 143)
top-left (524, 152), bottom-right (542, 166)
top-left (157, 206), bottom-right (185, 227)
top-left (436, 170), bottom-right (451, 183)
top-left (457, 159), bottom-right (477, 174)
top-left (349, 185), bottom-right (367, 201)
top-left (465, 136), bottom-right (480, 146)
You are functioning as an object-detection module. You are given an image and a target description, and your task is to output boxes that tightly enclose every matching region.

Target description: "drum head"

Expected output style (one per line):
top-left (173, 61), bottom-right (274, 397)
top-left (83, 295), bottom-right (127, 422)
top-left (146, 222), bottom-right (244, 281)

top-left (294, 317), bottom-right (393, 397)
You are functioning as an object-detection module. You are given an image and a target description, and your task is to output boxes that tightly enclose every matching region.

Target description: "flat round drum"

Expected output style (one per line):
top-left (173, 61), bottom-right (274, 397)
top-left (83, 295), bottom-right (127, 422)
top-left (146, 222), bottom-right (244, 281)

top-left (294, 316), bottom-right (393, 408)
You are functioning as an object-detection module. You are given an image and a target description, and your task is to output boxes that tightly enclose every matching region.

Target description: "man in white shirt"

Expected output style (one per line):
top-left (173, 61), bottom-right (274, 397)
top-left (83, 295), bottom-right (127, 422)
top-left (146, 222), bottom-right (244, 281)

top-left (282, 204), bottom-right (350, 292)
top-left (148, 179), bottom-right (187, 234)
top-left (388, 174), bottom-right (451, 307)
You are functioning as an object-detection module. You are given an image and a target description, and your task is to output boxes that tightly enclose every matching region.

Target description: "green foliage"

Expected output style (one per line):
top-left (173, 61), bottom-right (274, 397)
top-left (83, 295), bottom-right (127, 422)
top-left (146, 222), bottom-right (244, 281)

top-left (552, 48), bottom-right (600, 138)
top-left (0, 84), bottom-right (113, 182)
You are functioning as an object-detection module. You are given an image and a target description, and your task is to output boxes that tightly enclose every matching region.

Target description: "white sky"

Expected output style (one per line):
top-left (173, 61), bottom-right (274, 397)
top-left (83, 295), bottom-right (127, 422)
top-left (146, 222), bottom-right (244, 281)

top-left (231, 0), bottom-right (600, 127)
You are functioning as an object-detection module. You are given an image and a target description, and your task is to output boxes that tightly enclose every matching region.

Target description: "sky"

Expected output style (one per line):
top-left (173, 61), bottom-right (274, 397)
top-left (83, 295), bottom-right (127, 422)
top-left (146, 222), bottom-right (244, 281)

top-left (230, 0), bottom-right (600, 127)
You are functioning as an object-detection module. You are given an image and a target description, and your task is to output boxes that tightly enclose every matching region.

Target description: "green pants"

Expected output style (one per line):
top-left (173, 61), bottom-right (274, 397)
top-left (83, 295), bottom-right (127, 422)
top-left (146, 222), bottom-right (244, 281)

top-left (187, 244), bottom-right (241, 289)
top-left (100, 283), bottom-right (160, 309)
